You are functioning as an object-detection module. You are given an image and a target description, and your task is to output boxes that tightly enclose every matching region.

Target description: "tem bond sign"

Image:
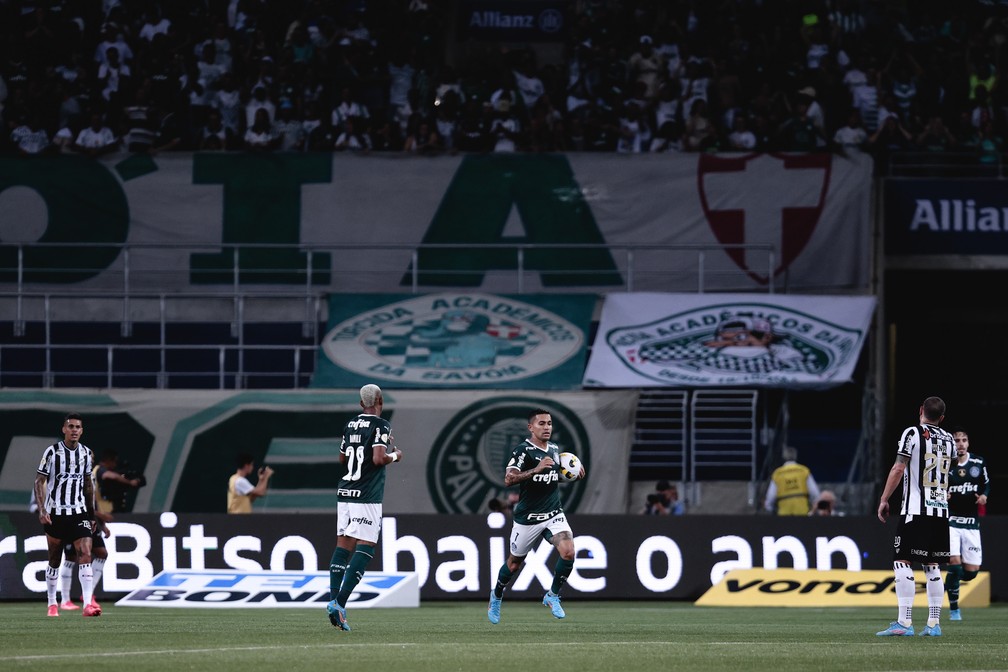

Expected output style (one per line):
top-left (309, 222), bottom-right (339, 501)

top-left (116, 570), bottom-right (419, 608)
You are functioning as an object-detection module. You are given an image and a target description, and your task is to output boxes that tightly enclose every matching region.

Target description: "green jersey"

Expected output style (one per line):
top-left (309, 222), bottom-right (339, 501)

top-left (947, 453), bottom-right (990, 530)
top-left (337, 413), bottom-right (392, 504)
top-left (506, 439), bottom-right (564, 525)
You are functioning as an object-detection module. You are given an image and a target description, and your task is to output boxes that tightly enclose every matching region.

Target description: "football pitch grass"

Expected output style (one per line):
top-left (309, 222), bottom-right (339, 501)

top-left (3, 601), bottom-right (1008, 672)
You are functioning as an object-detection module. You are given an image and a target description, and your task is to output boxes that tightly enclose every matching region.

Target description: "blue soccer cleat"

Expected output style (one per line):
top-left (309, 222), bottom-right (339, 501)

top-left (918, 624), bottom-right (942, 637)
top-left (487, 590), bottom-right (502, 624)
top-left (327, 600), bottom-right (351, 632)
top-left (542, 592), bottom-right (566, 619)
top-left (949, 609), bottom-right (962, 621)
top-left (876, 621), bottom-right (914, 636)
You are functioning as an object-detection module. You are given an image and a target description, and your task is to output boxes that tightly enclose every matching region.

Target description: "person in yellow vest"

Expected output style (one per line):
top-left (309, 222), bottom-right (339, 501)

top-left (764, 446), bottom-right (820, 515)
top-left (227, 453), bottom-right (274, 513)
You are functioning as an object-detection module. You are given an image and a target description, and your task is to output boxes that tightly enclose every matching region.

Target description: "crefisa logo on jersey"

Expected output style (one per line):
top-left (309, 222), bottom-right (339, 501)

top-left (321, 293), bottom-right (584, 386)
top-left (606, 303), bottom-right (862, 386)
top-left (426, 398), bottom-right (590, 513)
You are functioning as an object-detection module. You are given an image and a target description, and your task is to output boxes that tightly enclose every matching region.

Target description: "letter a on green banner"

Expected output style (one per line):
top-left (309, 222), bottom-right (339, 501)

top-left (404, 155), bottom-right (621, 286)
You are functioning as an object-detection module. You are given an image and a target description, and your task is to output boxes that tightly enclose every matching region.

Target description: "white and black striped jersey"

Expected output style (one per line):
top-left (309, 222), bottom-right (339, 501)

top-left (896, 423), bottom-right (954, 518)
top-left (36, 441), bottom-right (94, 515)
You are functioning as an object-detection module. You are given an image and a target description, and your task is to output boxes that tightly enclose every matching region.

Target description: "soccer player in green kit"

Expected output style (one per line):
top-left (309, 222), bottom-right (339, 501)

top-left (488, 408), bottom-right (585, 624)
top-left (327, 384), bottom-right (402, 631)
top-left (945, 427), bottom-right (990, 621)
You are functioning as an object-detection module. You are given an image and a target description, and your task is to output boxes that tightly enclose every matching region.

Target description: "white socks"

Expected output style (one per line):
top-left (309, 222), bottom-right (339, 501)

top-left (78, 563), bottom-right (94, 606)
top-left (893, 561), bottom-right (915, 625)
top-left (56, 556), bottom-right (105, 606)
top-left (46, 565), bottom-right (59, 606)
top-left (59, 559), bottom-right (75, 603)
top-left (924, 564), bottom-right (943, 626)
top-left (893, 561), bottom-right (943, 627)
top-left (92, 556), bottom-right (106, 592)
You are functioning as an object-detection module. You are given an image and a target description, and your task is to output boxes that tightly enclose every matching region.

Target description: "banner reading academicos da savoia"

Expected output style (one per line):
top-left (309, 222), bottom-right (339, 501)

top-left (314, 293), bottom-right (595, 390)
top-left (583, 293), bottom-right (876, 388)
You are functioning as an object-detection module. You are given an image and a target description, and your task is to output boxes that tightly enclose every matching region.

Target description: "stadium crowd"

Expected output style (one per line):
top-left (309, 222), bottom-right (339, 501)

top-left (1, 0), bottom-right (1006, 165)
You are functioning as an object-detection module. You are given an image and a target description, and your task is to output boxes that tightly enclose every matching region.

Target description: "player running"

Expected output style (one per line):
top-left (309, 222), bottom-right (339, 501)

top-left (945, 427), bottom-right (989, 621)
top-left (487, 408), bottom-right (585, 624)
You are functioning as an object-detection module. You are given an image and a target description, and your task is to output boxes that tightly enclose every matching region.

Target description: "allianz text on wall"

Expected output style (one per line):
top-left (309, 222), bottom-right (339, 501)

top-left (885, 178), bottom-right (1008, 255)
top-left (6, 513), bottom-right (1004, 602)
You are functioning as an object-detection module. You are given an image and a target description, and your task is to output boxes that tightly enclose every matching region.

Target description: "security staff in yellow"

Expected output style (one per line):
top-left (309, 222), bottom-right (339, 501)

top-left (764, 446), bottom-right (820, 515)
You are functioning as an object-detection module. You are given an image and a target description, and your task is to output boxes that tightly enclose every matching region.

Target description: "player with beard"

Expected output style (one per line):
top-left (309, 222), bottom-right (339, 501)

top-left (876, 397), bottom-right (954, 637)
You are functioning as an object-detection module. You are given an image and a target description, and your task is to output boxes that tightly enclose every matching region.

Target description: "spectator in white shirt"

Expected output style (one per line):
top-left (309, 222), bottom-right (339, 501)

top-left (833, 108), bottom-right (869, 152)
top-left (138, 6), bottom-right (171, 42)
top-left (245, 85), bottom-right (276, 129)
top-left (97, 46), bottom-right (130, 103)
top-left (93, 23), bottom-right (133, 66)
top-left (75, 112), bottom-right (118, 156)
top-left (10, 114), bottom-right (51, 155)
top-left (727, 115), bottom-right (757, 150)
top-left (331, 87), bottom-right (369, 133)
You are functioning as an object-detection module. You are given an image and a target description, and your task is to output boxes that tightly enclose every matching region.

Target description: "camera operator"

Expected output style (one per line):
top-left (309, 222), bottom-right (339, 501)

top-left (809, 490), bottom-right (841, 516)
top-left (94, 449), bottom-right (145, 514)
top-left (488, 492), bottom-right (519, 516)
top-left (228, 453), bottom-right (274, 513)
top-left (641, 480), bottom-right (685, 515)
top-left (60, 449), bottom-right (130, 612)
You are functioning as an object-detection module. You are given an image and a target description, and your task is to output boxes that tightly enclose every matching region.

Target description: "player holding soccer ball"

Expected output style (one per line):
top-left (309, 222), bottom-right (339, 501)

top-left (487, 408), bottom-right (585, 624)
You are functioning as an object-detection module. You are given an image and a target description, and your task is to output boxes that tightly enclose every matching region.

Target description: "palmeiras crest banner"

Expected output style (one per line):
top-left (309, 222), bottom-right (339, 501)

top-left (583, 293), bottom-right (876, 388)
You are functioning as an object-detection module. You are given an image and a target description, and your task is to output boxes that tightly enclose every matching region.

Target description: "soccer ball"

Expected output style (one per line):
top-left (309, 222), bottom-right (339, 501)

top-left (558, 452), bottom-right (582, 481)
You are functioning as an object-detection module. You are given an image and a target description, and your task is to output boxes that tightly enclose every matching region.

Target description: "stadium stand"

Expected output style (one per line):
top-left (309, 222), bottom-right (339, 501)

top-left (2, 1), bottom-right (1003, 514)
top-left (0, 1), bottom-right (1004, 164)
top-left (0, 320), bottom-right (317, 388)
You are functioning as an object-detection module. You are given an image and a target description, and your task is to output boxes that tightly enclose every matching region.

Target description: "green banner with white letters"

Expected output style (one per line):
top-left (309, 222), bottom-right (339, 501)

top-left (0, 152), bottom-right (872, 301)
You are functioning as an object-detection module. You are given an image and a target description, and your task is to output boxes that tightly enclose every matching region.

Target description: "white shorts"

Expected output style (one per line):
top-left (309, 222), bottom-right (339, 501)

top-left (509, 512), bottom-right (573, 557)
top-left (337, 502), bottom-right (383, 544)
top-left (949, 526), bottom-right (982, 566)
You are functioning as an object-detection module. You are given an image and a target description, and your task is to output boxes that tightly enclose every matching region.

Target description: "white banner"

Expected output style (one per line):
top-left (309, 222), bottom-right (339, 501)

top-left (0, 152), bottom-right (873, 297)
top-left (583, 293), bottom-right (876, 388)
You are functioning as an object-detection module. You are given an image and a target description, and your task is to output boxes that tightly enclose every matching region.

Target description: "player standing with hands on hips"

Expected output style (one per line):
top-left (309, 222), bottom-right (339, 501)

top-left (488, 408), bottom-right (585, 624)
top-left (34, 412), bottom-right (102, 617)
top-left (876, 396), bottom-right (955, 637)
top-left (327, 384), bottom-right (402, 632)
top-left (944, 427), bottom-right (989, 621)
